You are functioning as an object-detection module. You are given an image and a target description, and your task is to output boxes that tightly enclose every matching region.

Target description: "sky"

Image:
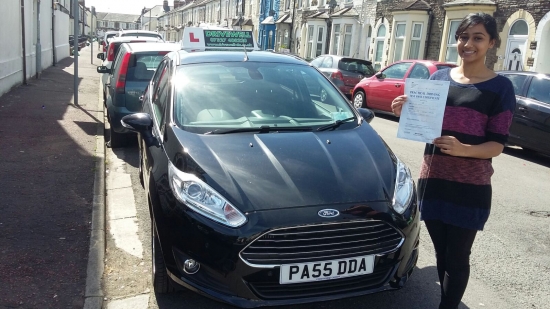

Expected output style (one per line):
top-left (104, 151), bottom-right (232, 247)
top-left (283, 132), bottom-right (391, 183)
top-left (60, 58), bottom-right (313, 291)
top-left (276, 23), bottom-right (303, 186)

top-left (85, 0), bottom-right (164, 15)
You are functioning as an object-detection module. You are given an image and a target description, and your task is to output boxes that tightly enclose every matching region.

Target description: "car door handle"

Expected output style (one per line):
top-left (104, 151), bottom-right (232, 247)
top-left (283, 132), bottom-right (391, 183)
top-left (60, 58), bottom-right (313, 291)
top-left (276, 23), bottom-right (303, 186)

top-left (518, 106), bottom-right (528, 112)
top-left (395, 84), bottom-right (401, 87)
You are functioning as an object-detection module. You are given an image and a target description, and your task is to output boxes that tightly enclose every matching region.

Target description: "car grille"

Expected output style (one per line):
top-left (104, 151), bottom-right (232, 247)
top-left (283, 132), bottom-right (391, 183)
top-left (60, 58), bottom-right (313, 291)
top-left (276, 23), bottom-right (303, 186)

top-left (240, 220), bottom-right (403, 266)
top-left (248, 264), bottom-right (394, 300)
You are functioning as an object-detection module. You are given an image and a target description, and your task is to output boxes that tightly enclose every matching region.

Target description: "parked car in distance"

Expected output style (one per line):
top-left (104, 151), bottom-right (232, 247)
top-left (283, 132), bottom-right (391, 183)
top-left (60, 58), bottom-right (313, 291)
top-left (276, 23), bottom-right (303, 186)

top-left (97, 42), bottom-right (181, 148)
top-left (97, 36), bottom-right (164, 106)
top-left (119, 27), bottom-right (419, 308)
top-left (310, 55), bottom-right (376, 98)
top-left (102, 30), bottom-right (119, 55)
top-left (352, 60), bottom-right (457, 112)
top-left (117, 30), bottom-right (164, 41)
top-left (497, 71), bottom-right (550, 156)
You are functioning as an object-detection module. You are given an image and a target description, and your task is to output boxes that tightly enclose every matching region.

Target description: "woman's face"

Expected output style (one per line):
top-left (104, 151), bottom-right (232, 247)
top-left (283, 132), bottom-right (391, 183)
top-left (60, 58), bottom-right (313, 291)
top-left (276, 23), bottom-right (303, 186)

top-left (456, 23), bottom-right (495, 64)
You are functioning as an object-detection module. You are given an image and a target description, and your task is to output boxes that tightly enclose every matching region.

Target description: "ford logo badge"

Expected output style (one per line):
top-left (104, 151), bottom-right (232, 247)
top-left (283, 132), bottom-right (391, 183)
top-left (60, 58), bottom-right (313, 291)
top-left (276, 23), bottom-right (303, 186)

top-left (318, 209), bottom-right (339, 218)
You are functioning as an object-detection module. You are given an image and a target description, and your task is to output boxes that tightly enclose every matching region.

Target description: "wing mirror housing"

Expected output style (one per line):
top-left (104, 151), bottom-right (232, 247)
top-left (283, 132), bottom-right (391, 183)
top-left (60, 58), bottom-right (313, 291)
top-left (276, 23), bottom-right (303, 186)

top-left (375, 72), bottom-right (384, 79)
top-left (121, 113), bottom-right (160, 148)
top-left (96, 66), bottom-right (111, 74)
top-left (358, 108), bottom-right (375, 123)
top-left (96, 52), bottom-right (105, 60)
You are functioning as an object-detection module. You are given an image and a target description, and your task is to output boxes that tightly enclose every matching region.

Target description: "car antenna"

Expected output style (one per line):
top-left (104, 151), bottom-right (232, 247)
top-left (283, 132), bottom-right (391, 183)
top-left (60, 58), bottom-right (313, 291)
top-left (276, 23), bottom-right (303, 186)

top-left (243, 44), bottom-right (249, 61)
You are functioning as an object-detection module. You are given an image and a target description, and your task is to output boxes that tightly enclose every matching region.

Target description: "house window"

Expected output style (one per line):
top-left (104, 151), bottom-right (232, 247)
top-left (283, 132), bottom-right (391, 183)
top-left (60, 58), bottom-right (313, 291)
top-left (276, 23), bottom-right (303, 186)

top-left (510, 20), bottom-right (528, 35)
top-left (108, 21), bottom-right (114, 28)
top-left (374, 24), bottom-right (386, 71)
top-left (284, 30), bottom-right (289, 48)
top-left (408, 23), bottom-right (423, 59)
top-left (445, 20), bottom-right (461, 63)
top-left (120, 22), bottom-right (126, 29)
top-left (332, 24), bottom-right (340, 54)
top-left (392, 23), bottom-right (406, 62)
top-left (316, 27), bottom-right (324, 57)
top-left (343, 24), bottom-right (353, 56)
top-left (129, 23), bottom-right (135, 29)
top-left (307, 25), bottom-right (314, 58)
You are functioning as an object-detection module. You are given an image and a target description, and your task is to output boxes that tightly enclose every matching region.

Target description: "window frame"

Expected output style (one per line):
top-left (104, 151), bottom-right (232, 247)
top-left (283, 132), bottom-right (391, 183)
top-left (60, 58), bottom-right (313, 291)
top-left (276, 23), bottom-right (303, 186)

top-left (445, 20), bottom-right (461, 64)
top-left (408, 23), bottom-right (423, 60)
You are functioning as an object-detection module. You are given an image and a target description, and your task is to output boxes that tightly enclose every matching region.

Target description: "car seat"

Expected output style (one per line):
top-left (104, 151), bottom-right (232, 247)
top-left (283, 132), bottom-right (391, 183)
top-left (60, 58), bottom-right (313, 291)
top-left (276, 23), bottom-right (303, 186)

top-left (133, 62), bottom-right (153, 80)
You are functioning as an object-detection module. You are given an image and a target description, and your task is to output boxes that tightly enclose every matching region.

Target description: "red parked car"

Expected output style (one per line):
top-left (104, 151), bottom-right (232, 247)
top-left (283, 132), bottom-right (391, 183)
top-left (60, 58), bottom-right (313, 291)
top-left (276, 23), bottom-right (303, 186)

top-left (351, 60), bottom-right (456, 112)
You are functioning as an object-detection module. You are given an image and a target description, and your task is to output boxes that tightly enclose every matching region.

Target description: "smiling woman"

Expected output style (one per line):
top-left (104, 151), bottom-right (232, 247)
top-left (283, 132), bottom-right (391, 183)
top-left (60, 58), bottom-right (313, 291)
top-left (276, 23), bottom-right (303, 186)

top-left (391, 13), bottom-right (517, 309)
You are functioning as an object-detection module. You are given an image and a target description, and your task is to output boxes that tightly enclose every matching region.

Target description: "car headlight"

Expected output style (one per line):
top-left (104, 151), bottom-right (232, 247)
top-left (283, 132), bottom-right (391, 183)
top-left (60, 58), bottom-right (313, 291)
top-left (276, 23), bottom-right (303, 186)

top-left (168, 161), bottom-right (247, 227)
top-left (391, 158), bottom-right (414, 214)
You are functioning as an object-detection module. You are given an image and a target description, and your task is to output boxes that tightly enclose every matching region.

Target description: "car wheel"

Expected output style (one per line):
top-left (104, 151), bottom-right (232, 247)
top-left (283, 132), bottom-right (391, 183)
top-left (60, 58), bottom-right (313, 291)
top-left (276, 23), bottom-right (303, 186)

top-left (108, 127), bottom-right (124, 148)
top-left (353, 91), bottom-right (366, 109)
top-left (320, 88), bottom-right (328, 102)
top-left (152, 219), bottom-right (174, 294)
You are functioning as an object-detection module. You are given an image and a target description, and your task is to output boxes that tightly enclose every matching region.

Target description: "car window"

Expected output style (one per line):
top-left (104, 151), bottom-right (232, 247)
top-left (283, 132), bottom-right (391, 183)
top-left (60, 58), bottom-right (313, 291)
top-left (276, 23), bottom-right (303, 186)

top-left (152, 63), bottom-right (171, 129)
top-left (320, 57), bottom-right (333, 68)
top-left (408, 64), bottom-right (430, 79)
top-left (502, 74), bottom-right (528, 96)
top-left (310, 57), bottom-right (324, 67)
top-left (338, 59), bottom-right (374, 76)
top-left (126, 53), bottom-right (165, 82)
top-left (173, 62), bottom-right (356, 133)
top-left (151, 60), bottom-right (167, 101)
top-left (381, 62), bottom-right (413, 79)
top-left (526, 77), bottom-right (550, 105)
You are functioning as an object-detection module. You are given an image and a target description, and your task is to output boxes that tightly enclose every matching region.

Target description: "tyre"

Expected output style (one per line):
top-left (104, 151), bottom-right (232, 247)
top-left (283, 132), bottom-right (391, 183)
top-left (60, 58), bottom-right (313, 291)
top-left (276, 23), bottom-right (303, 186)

top-left (353, 90), bottom-right (366, 109)
top-left (108, 127), bottom-right (125, 148)
top-left (152, 219), bottom-right (174, 294)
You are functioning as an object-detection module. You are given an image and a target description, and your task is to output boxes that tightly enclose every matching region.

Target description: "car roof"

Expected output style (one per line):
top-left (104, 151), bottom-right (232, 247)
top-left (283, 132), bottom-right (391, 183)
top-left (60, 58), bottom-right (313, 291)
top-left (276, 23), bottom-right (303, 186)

top-left (119, 30), bottom-right (161, 35)
top-left (124, 42), bottom-right (181, 52)
top-left (392, 59), bottom-right (456, 66)
top-left (104, 31), bottom-right (119, 35)
top-left (497, 71), bottom-right (550, 78)
top-left (316, 55), bottom-right (373, 65)
top-left (175, 50), bottom-right (310, 66)
top-left (109, 36), bottom-right (163, 43)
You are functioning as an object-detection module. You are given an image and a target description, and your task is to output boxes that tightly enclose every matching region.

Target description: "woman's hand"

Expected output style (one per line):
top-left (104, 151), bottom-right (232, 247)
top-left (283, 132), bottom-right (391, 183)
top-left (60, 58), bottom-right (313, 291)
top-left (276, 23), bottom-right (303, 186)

top-left (391, 95), bottom-right (408, 117)
top-left (433, 136), bottom-right (466, 157)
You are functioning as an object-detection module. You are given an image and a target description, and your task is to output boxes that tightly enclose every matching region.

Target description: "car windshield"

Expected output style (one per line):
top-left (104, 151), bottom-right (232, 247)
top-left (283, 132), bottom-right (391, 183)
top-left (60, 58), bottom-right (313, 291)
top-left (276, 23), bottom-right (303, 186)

top-left (173, 62), bottom-right (356, 134)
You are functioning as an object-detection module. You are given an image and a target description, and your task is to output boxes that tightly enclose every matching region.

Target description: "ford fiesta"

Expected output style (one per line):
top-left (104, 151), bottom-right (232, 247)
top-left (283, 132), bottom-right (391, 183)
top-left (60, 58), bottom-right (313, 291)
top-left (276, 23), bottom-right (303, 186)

top-left (120, 27), bottom-right (420, 308)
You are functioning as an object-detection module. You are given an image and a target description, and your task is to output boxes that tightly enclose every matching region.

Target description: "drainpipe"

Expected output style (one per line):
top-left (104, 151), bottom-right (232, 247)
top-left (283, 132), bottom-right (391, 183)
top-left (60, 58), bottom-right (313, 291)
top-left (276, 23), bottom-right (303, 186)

top-left (423, 9), bottom-right (433, 59)
top-left (20, 0), bottom-right (28, 85)
top-left (52, 0), bottom-right (56, 66)
top-left (36, 0), bottom-right (42, 78)
top-left (289, 0), bottom-right (295, 53)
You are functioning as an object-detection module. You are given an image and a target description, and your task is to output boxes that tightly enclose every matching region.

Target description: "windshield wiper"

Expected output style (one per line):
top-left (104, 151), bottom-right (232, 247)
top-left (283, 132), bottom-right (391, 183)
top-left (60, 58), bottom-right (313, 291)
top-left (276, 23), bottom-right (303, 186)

top-left (316, 117), bottom-right (356, 131)
top-left (204, 125), bottom-right (313, 135)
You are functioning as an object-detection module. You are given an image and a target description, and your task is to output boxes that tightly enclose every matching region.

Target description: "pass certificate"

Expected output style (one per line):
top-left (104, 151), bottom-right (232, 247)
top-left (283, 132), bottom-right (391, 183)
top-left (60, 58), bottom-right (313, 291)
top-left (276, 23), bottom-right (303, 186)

top-left (397, 79), bottom-right (450, 143)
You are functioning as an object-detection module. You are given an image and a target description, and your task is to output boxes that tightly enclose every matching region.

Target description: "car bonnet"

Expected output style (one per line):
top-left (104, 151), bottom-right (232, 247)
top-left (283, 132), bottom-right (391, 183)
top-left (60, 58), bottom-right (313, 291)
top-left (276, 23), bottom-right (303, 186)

top-left (168, 125), bottom-right (396, 212)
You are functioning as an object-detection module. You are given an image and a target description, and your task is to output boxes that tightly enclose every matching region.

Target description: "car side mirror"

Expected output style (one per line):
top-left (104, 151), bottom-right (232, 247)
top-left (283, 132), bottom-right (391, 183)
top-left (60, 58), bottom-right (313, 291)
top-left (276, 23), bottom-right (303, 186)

top-left (96, 66), bottom-right (111, 74)
top-left (96, 53), bottom-right (104, 60)
top-left (358, 108), bottom-right (375, 123)
top-left (121, 113), bottom-right (160, 148)
top-left (375, 72), bottom-right (384, 79)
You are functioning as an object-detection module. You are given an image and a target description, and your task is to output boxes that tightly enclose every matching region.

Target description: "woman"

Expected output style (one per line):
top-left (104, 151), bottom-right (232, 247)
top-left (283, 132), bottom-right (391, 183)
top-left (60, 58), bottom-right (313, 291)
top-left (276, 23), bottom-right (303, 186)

top-left (391, 13), bottom-right (516, 309)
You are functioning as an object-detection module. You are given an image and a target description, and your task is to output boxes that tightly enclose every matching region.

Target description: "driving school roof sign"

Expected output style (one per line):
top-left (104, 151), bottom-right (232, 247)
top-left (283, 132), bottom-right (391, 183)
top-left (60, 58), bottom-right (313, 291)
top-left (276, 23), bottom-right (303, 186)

top-left (181, 27), bottom-right (258, 52)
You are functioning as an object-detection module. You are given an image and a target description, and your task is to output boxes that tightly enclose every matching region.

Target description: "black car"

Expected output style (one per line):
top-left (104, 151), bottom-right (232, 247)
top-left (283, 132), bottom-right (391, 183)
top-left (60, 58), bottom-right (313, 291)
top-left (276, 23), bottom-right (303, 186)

top-left (498, 71), bottom-right (550, 156)
top-left (121, 28), bottom-right (419, 308)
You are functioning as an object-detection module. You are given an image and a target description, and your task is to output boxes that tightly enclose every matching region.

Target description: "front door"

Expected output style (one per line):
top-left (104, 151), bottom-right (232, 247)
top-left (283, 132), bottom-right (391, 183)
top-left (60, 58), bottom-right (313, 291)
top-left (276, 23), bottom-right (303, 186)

top-left (504, 39), bottom-right (526, 71)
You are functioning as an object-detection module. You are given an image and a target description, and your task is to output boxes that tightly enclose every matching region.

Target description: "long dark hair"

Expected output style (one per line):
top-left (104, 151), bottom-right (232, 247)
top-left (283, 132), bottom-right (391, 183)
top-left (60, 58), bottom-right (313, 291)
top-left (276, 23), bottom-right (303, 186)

top-left (455, 13), bottom-right (500, 45)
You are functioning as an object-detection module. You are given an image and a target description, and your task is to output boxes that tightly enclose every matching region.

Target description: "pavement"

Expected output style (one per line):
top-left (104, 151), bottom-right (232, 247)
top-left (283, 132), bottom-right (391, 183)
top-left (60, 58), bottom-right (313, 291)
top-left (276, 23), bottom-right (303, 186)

top-left (0, 44), bottom-right (105, 309)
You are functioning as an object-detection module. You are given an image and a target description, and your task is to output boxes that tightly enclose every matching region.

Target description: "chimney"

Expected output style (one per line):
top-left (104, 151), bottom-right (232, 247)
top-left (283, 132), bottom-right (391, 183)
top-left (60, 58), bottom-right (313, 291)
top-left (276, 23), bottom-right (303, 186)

top-left (163, 0), bottom-right (170, 11)
top-left (174, 0), bottom-right (180, 8)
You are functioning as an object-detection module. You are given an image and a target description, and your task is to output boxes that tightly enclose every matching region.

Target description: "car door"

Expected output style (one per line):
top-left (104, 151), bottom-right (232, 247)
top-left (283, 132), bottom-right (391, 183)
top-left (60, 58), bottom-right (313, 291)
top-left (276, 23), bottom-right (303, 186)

top-left (366, 62), bottom-right (413, 111)
top-left (520, 76), bottom-right (550, 154)
top-left (143, 60), bottom-right (171, 189)
top-left (501, 73), bottom-right (530, 147)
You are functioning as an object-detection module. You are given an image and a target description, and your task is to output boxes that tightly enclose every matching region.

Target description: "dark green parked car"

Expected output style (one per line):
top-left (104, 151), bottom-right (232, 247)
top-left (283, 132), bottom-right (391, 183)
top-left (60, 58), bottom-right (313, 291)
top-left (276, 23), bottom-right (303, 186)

top-left (97, 42), bottom-right (181, 147)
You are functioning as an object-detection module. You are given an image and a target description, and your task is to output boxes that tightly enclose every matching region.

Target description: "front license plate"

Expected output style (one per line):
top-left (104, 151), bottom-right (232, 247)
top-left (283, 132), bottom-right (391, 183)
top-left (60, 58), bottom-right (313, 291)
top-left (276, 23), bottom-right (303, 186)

top-left (279, 255), bottom-right (374, 284)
